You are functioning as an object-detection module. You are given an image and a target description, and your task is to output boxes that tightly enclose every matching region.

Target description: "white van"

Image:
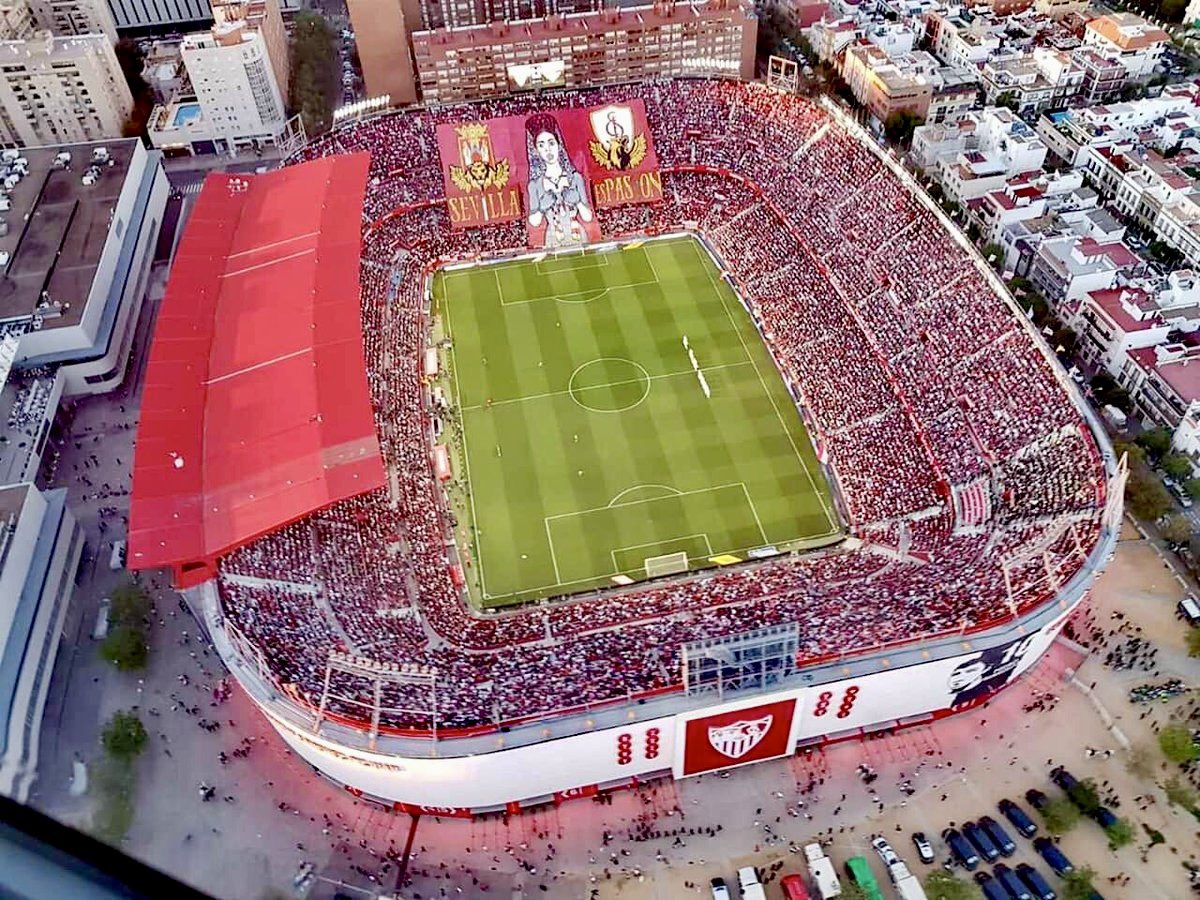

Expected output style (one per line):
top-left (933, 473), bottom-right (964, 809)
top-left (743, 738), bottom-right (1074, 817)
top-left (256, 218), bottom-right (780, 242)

top-left (736, 867), bottom-right (766, 900)
top-left (109, 540), bottom-right (126, 571)
top-left (92, 598), bottom-right (111, 640)
top-left (1179, 595), bottom-right (1200, 626)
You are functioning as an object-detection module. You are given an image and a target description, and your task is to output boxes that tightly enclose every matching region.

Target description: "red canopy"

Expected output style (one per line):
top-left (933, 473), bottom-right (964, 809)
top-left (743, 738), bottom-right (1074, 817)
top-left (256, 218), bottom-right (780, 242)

top-left (129, 154), bottom-right (384, 586)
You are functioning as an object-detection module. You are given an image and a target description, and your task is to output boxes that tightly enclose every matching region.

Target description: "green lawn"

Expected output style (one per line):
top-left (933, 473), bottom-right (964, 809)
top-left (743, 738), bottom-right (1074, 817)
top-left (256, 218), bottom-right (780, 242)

top-left (433, 236), bottom-right (840, 608)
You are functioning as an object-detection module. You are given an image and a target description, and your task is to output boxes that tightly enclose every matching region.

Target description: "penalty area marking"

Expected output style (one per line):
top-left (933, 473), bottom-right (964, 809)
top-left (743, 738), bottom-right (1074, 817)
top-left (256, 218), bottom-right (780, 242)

top-left (607, 484), bottom-right (682, 507)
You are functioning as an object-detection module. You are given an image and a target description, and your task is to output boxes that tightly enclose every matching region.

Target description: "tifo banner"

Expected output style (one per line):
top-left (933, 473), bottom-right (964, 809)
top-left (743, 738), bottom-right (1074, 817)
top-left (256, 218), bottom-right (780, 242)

top-left (437, 120), bottom-right (524, 230)
top-left (437, 99), bottom-right (662, 246)
top-left (581, 100), bottom-right (664, 209)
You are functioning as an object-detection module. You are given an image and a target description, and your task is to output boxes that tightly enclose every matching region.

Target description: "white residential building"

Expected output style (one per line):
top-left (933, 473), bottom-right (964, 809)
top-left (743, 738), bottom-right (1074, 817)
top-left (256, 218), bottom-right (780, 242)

top-left (0, 32), bottom-right (131, 145)
top-left (1028, 234), bottom-right (1143, 317)
top-left (149, 0), bottom-right (288, 155)
top-left (1082, 12), bottom-right (1169, 81)
top-left (925, 11), bottom-right (1003, 70)
top-left (913, 106), bottom-right (1048, 203)
top-left (1036, 82), bottom-right (1200, 166)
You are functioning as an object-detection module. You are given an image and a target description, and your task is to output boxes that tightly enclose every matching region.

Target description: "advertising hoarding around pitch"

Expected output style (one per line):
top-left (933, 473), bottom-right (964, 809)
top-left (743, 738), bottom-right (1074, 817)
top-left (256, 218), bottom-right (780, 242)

top-left (436, 99), bottom-right (663, 245)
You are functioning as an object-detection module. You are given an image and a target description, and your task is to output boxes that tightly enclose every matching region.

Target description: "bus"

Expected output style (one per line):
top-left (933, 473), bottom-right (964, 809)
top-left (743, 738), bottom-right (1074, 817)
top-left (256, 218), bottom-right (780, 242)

top-left (844, 856), bottom-right (883, 900)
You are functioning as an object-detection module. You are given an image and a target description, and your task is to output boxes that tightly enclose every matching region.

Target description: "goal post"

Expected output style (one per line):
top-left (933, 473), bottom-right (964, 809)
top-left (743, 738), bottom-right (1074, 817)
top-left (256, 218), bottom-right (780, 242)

top-left (644, 551), bottom-right (689, 578)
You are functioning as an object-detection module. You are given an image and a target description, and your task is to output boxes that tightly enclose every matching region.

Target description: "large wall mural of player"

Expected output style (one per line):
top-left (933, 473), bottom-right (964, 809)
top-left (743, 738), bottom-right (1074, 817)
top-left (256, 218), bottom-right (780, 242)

top-left (947, 633), bottom-right (1037, 710)
top-left (524, 112), bottom-right (601, 249)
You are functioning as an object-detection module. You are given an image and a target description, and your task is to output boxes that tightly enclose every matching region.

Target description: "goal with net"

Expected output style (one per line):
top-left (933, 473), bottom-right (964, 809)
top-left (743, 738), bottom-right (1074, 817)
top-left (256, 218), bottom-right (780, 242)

top-left (644, 551), bottom-right (689, 578)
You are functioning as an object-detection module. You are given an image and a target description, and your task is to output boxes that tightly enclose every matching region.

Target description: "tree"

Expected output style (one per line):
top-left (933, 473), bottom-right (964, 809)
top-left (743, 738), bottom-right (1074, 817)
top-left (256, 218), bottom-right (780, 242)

top-left (981, 243), bottom-right (1005, 268)
top-left (1162, 453), bottom-right (1194, 481)
top-left (1159, 724), bottom-right (1200, 763)
top-left (1105, 818), bottom-right (1134, 849)
top-left (101, 711), bottom-right (147, 760)
top-left (1126, 467), bottom-right (1173, 520)
top-left (99, 625), bottom-right (147, 671)
top-left (110, 582), bottom-right (149, 628)
top-left (839, 882), bottom-right (869, 900)
top-left (884, 109), bottom-right (924, 147)
top-left (923, 869), bottom-right (981, 900)
top-left (1162, 514), bottom-right (1194, 545)
top-left (1124, 744), bottom-right (1157, 779)
top-left (1136, 427), bottom-right (1174, 459)
top-left (1067, 778), bottom-right (1101, 815)
top-left (1187, 627), bottom-right (1200, 658)
top-left (1163, 774), bottom-right (1199, 809)
top-left (996, 91), bottom-right (1019, 111)
top-left (1115, 440), bottom-right (1148, 467)
top-left (1185, 478), bottom-right (1200, 499)
top-left (289, 12), bottom-right (338, 136)
top-left (1041, 797), bottom-right (1082, 835)
top-left (1061, 867), bottom-right (1098, 900)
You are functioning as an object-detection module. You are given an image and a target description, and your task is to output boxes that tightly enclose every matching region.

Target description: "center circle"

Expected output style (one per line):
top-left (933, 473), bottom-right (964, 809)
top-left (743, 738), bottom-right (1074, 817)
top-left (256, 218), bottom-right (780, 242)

top-left (568, 358), bottom-right (651, 413)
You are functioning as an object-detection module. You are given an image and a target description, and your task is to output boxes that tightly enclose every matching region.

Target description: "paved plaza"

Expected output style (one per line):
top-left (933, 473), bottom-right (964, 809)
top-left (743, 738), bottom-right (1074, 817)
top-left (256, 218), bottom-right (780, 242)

top-left (23, 505), bottom-right (1199, 899)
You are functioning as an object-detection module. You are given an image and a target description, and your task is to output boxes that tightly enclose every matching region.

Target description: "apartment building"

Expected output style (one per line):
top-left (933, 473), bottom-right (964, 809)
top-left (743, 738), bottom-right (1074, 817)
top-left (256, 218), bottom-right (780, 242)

top-left (147, 0), bottom-right (288, 154)
top-left (1082, 13), bottom-right (1168, 81)
top-left (28, 0), bottom-right (116, 39)
top-left (979, 47), bottom-right (1082, 114)
top-left (913, 106), bottom-right (1048, 202)
top-left (925, 11), bottom-right (1002, 70)
top-left (410, 0), bottom-right (756, 105)
top-left (0, 32), bottom-right (131, 145)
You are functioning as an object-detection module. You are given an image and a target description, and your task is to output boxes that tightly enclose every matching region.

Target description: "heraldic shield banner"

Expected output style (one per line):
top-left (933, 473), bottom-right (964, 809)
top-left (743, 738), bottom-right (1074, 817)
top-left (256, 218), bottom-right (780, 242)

top-left (677, 697), bottom-right (798, 777)
top-left (435, 98), bottom-right (663, 241)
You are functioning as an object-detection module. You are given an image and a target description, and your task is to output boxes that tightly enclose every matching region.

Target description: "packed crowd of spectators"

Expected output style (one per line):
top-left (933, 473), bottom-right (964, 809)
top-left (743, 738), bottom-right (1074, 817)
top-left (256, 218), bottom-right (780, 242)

top-left (215, 79), bottom-right (1111, 731)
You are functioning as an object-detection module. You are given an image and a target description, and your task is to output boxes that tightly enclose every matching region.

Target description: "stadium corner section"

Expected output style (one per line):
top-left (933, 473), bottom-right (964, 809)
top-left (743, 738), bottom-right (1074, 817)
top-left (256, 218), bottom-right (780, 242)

top-left (426, 234), bottom-right (845, 612)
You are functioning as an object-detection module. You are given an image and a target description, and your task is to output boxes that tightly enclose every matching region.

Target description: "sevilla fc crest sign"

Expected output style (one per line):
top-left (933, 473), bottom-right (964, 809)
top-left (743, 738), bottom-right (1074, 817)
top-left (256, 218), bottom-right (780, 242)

top-left (708, 715), bottom-right (773, 760)
top-left (679, 698), bottom-right (798, 777)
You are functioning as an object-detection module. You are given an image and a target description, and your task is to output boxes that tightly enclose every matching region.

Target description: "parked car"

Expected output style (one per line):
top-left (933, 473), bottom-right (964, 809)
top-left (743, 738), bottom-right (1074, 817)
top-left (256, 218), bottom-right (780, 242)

top-left (962, 820), bottom-right (1001, 863)
top-left (1049, 767), bottom-right (1079, 794)
top-left (998, 798), bottom-right (1038, 838)
top-left (1024, 789), bottom-right (1050, 811)
top-left (974, 871), bottom-right (1011, 900)
top-left (942, 828), bottom-right (980, 870)
top-left (1016, 863), bottom-right (1057, 900)
top-left (979, 815), bottom-right (1017, 856)
top-left (871, 836), bottom-right (900, 868)
top-left (994, 863), bottom-right (1034, 900)
top-left (1033, 838), bottom-right (1074, 876)
top-left (710, 877), bottom-right (731, 900)
top-left (912, 832), bottom-right (935, 864)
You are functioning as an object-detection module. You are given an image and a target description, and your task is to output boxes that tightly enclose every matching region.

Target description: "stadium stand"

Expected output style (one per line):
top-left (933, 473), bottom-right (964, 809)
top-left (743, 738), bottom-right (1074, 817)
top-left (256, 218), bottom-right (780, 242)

top-left (205, 79), bottom-right (1107, 732)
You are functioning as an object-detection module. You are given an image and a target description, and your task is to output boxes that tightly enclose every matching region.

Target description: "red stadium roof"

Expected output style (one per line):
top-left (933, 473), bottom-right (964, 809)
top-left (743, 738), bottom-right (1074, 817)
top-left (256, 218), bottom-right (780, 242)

top-left (129, 154), bottom-right (384, 586)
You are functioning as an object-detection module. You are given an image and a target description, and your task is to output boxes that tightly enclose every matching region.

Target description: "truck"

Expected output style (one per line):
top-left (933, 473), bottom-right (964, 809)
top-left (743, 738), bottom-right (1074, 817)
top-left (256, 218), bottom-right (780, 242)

top-left (886, 860), bottom-right (928, 900)
top-left (804, 843), bottom-right (842, 899)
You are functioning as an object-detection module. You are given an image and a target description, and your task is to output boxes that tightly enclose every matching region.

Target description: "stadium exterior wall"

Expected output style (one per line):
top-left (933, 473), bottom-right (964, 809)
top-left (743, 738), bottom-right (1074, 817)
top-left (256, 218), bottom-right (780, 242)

top-left (198, 561), bottom-right (1104, 811)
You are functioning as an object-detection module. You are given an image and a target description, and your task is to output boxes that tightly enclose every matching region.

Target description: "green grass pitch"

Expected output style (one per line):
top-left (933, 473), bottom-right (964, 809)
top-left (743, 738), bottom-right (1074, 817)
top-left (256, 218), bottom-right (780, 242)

top-left (432, 235), bottom-right (841, 609)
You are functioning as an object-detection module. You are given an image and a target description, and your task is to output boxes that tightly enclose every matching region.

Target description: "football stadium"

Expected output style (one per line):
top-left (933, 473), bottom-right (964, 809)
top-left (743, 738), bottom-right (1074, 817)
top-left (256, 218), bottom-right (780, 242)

top-left (129, 78), bottom-right (1122, 813)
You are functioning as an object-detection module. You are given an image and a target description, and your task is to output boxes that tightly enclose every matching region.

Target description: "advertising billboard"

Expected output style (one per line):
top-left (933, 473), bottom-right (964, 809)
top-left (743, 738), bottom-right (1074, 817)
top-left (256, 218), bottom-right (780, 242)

top-left (674, 696), bottom-right (800, 777)
top-left (436, 100), bottom-right (662, 243)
